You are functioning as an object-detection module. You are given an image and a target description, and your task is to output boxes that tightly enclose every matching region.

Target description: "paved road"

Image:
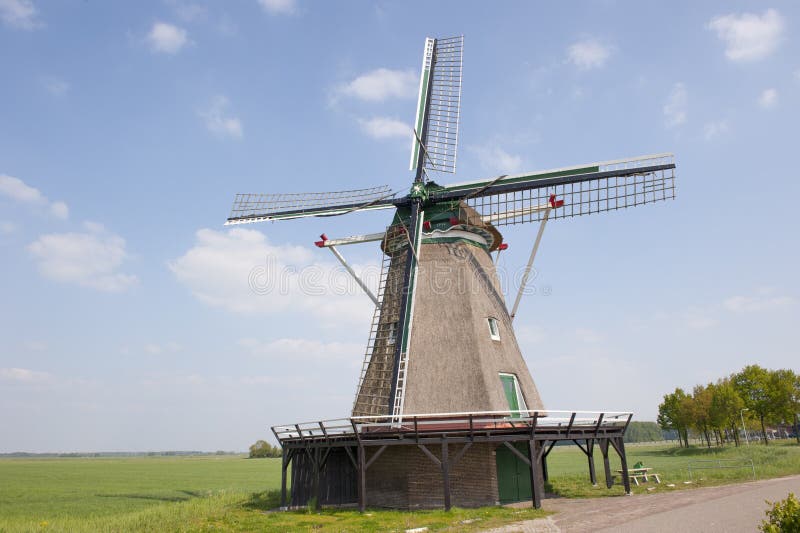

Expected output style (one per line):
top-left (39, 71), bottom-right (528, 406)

top-left (484, 475), bottom-right (800, 533)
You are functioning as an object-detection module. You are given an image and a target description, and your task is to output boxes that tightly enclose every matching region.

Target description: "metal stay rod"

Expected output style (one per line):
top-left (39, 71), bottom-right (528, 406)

top-left (510, 206), bottom-right (551, 321)
top-left (327, 246), bottom-right (379, 306)
top-left (317, 232), bottom-right (386, 247)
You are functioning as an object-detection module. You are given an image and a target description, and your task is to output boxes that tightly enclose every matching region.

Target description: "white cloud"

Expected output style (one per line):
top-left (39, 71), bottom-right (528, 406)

top-left (257, 0), bottom-right (296, 15)
top-left (707, 9), bottom-right (785, 62)
top-left (0, 174), bottom-right (69, 219)
top-left (758, 88), bottom-right (778, 109)
top-left (724, 291), bottom-right (794, 313)
top-left (49, 201), bottom-right (69, 219)
top-left (566, 39), bottom-right (613, 70)
top-left (0, 174), bottom-right (44, 203)
top-left (27, 222), bottom-right (138, 292)
top-left (199, 96), bottom-right (243, 139)
top-left (238, 337), bottom-right (361, 360)
top-left (43, 77), bottom-right (69, 96)
top-left (338, 68), bottom-right (417, 102)
top-left (0, 367), bottom-right (53, 384)
top-left (663, 82), bottom-right (687, 128)
top-left (472, 145), bottom-right (522, 174)
top-left (0, 0), bottom-right (40, 30)
top-left (358, 117), bottom-right (411, 139)
top-left (703, 120), bottom-right (729, 141)
top-left (168, 228), bottom-right (375, 324)
top-left (146, 21), bottom-right (189, 54)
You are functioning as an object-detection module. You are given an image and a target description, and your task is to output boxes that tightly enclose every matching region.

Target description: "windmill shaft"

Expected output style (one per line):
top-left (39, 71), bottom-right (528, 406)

top-left (225, 198), bottom-right (396, 224)
top-left (434, 163), bottom-right (675, 202)
top-left (388, 199), bottom-right (423, 418)
top-left (414, 40), bottom-right (438, 182)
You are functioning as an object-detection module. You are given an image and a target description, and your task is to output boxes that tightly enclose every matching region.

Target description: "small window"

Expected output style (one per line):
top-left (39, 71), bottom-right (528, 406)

top-left (488, 317), bottom-right (500, 340)
top-left (387, 322), bottom-right (397, 345)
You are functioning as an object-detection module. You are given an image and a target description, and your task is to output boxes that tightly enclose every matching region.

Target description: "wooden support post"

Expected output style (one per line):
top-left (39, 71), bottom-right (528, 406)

top-left (528, 440), bottom-right (543, 509)
top-left (587, 439), bottom-right (597, 486)
top-left (611, 437), bottom-right (632, 495)
top-left (599, 439), bottom-right (613, 489)
top-left (442, 439), bottom-right (451, 511)
top-left (358, 445), bottom-right (366, 513)
top-left (312, 448), bottom-right (321, 510)
top-left (280, 448), bottom-right (289, 508)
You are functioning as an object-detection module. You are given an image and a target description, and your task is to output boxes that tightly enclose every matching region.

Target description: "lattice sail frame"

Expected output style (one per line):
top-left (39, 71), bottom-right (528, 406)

top-left (226, 185), bottom-right (394, 224)
top-left (434, 154), bottom-right (676, 226)
top-left (409, 36), bottom-right (464, 176)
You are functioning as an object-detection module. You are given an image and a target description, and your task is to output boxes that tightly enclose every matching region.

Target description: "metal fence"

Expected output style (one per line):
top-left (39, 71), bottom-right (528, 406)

top-left (687, 458), bottom-right (756, 481)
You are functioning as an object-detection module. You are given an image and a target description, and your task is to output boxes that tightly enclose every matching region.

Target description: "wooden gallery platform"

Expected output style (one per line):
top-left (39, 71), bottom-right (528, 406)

top-left (271, 410), bottom-right (634, 510)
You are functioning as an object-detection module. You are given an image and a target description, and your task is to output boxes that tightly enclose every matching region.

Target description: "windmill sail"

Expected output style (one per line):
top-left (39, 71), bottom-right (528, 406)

top-left (409, 36), bottom-right (464, 176)
top-left (225, 185), bottom-right (396, 225)
top-left (431, 153), bottom-right (676, 226)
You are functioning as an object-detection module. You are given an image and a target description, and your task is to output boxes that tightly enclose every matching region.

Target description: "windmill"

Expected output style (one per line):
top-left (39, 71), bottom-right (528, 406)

top-left (228, 36), bottom-right (676, 509)
top-left (226, 36), bottom-right (675, 511)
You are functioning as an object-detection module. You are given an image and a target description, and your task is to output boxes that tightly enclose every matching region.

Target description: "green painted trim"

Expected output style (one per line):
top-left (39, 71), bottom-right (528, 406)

top-left (410, 67), bottom-right (430, 170)
top-left (436, 165), bottom-right (601, 194)
top-left (420, 236), bottom-right (489, 250)
top-left (398, 208), bottom-right (424, 356)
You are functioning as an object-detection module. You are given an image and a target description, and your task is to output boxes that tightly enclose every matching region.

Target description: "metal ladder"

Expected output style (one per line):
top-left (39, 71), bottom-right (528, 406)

top-left (352, 234), bottom-right (399, 416)
top-left (391, 354), bottom-right (408, 422)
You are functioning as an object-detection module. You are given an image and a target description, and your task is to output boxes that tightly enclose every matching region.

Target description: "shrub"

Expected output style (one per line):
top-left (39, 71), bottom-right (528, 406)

top-left (248, 439), bottom-right (282, 458)
top-left (760, 492), bottom-right (800, 532)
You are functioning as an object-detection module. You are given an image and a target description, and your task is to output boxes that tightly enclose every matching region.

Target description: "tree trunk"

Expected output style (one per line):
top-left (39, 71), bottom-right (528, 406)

top-left (760, 415), bottom-right (769, 445)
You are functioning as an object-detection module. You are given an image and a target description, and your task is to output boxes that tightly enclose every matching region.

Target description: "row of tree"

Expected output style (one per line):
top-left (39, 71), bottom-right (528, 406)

top-left (658, 364), bottom-right (799, 447)
top-left (249, 439), bottom-right (283, 458)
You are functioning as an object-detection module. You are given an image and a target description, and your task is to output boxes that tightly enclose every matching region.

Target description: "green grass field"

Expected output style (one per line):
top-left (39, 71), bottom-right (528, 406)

top-left (1, 441), bottom-right (798, 532)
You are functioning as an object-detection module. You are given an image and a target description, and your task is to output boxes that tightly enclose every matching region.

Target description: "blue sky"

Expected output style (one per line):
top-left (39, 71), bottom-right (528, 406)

top-left (1, 1), bottom-right (798, 452)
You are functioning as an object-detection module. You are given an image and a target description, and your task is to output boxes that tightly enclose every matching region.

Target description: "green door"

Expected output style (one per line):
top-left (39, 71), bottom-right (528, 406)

top-left (496, 443), bottom-right (532, 503)
top-left (500, 374), bottom-right (520, 417)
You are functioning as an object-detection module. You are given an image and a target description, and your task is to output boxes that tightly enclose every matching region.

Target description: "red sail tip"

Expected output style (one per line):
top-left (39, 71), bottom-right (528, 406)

top-left (549, 195), bottom-right (564, 208)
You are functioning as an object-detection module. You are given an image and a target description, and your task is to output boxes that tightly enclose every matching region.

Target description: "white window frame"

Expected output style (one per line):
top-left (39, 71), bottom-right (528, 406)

top-left (499, 372), bottom-right (528, 412)
top-left (488, 317), bottom-right (500, 341)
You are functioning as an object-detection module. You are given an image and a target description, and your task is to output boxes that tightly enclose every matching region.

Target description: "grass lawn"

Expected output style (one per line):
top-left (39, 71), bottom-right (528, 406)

top-left (1, 441), bottom-right (798, 532)
top-left (545, 439), bottom-right (800, 498)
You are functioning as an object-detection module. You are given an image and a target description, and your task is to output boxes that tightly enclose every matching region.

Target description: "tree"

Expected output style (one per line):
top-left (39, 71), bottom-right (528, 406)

top-left (624, 421), bottom-right (665, 443)
top-left (769, 369), bottom-right (800, 427)
top-left (658, 388), bottom-right (693, 447)
top-left (733, 365), bottom-right (774, 445)
top-left (709, 378), bottom-right (745, 446)
top-left (249, 439), bottom-right (282, 458)
top-left (691, 384), bottom-right (714, 447)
